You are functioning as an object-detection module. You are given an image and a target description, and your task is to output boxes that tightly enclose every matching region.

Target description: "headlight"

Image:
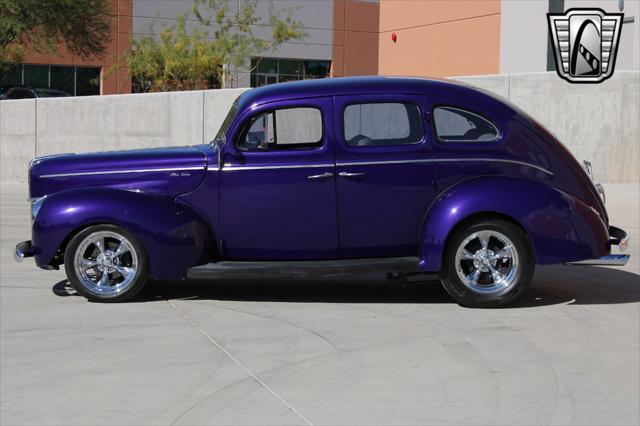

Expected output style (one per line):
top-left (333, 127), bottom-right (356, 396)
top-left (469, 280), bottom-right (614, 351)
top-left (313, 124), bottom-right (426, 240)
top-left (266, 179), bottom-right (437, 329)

top-left (31, 196), bottom-right (47, 219)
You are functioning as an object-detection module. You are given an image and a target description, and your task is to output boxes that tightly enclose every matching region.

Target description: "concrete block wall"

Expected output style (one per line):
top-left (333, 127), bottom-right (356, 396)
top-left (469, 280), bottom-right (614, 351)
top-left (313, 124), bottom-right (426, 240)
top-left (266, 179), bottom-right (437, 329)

top-left (1, 72), bottom-right (638, 183)
top-left (454, 71), bottom-right (640, 184)
top-left (0, 88), bottom-right (248, 183)
top-left (0, 100), bottom-right (36, 183)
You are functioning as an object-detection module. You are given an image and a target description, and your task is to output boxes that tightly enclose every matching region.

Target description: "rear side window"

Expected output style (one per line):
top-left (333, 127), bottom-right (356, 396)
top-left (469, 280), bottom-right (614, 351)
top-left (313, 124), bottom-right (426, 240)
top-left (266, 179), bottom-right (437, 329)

top-left (343, 102), bottom-right (423, 147)
top-left (433, 106), bottom-right (499, 142)
top-left (240, 107), bottom-right (323, 150)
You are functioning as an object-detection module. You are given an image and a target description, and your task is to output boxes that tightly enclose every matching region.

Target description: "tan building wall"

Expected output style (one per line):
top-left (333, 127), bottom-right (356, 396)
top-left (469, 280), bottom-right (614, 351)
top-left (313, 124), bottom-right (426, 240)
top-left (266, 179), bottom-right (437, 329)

top-left (21, 0), bottom-right (132, 95)
top-left (331, 0), bottom-right (380, 77)
top-left (377, 0), bottom-right (501, 78)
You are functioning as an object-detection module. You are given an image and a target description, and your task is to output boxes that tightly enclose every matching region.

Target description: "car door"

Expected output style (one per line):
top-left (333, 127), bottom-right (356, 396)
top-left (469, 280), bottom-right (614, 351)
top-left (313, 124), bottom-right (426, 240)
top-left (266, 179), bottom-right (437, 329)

top-left (333, 94), bottom-right (437, 258)
top-left (219, 97), bottom-right (338, 260)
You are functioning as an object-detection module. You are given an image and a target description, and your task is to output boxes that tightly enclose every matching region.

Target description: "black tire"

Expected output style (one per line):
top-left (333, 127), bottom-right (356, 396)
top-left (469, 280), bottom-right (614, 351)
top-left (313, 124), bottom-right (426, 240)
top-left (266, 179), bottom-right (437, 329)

top-left (64, 224), bottom-right (148, 302)
top-left (440, 219), bottom-right (535, 308)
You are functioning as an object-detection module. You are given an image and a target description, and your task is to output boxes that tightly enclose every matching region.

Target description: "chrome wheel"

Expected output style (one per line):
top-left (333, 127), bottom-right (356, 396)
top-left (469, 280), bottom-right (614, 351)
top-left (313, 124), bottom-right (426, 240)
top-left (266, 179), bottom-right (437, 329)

top-left (73, 231), bottom-right (138, 296)
top-left (454, 230), bottom-right (519, 295)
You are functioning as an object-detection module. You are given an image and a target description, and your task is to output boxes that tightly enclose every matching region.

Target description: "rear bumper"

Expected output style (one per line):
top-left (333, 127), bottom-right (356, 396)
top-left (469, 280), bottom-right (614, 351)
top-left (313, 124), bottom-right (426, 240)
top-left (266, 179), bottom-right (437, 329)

top-left (608, 225), bottom-right (630, 251)
top-left (566, 226), bottom-right (630, 266)
top-left (14, 240), bottom-right (34, 262)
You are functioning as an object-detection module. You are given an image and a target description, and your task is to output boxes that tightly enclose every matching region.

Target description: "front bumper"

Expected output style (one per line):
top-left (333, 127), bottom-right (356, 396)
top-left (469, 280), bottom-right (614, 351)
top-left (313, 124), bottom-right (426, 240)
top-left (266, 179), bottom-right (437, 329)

top-left (14, 240), bottom-right (34, 263)
top-left (566, 226), bottom-right (630, 266)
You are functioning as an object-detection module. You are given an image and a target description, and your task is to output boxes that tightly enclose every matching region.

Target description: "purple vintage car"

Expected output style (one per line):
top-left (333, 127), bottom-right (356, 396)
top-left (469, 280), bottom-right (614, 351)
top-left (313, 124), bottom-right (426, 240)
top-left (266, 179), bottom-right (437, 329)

top-left (15, 77), bottom-right (630, 307)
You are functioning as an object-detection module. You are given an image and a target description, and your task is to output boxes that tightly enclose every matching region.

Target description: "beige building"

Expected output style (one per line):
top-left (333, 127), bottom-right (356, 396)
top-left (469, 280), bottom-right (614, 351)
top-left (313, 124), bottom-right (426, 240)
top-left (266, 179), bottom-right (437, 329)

top-left (2, 0), bottom-right (637, 95)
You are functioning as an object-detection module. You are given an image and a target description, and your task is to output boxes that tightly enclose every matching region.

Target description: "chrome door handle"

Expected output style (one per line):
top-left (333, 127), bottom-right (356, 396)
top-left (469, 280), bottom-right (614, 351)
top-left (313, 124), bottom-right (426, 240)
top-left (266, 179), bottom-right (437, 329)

top-left (307, 172), bottom-right (334, 181)
top-left (338, 171), bottom-right (366, 178)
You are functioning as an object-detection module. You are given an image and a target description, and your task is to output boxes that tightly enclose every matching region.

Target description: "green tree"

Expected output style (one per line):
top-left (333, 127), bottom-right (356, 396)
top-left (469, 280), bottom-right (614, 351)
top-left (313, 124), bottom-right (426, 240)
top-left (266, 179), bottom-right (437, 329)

top-left (127, 0), bottom-right (307, 91)
top-left (0, 0), bottom-right (112, 65)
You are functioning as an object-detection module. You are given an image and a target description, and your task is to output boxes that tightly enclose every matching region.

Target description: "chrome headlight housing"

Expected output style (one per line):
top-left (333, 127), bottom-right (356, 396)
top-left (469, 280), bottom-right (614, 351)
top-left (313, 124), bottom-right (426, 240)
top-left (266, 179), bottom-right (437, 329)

top-left (594, 182), bottom-right (606, 204)
top-left (583, 160), bottom-right (606, 204)
top-left (31, 196), bottom-right (47, 219)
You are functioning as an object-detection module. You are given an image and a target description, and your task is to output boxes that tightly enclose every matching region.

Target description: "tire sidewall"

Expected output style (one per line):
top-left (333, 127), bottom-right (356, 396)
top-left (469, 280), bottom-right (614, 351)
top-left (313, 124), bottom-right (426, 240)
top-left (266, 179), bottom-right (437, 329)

top-left (64, 224), bottom-right (148, 302)
top-left (441, 220), bottom-right (534, 308)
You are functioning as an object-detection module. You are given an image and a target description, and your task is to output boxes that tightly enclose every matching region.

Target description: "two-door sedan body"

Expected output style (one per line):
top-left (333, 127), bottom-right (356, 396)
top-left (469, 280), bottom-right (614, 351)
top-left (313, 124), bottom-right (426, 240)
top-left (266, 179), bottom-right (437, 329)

top-left (15, 77), bottom-right (630, 307)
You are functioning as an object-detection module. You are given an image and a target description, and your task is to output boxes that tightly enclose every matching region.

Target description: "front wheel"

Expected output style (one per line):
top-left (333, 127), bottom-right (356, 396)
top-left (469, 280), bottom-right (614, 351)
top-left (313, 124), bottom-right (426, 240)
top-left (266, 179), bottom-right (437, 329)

top-left (64, 224), bottom-right (148, 302)
top-left (440, 219), bottom-right (535, 308)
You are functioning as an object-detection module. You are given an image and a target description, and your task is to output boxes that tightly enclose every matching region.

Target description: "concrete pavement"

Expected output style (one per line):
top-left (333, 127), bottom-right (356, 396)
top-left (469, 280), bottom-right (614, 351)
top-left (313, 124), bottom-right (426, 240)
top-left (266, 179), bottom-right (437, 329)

top-left (1, 183), bottom-right (638, 425)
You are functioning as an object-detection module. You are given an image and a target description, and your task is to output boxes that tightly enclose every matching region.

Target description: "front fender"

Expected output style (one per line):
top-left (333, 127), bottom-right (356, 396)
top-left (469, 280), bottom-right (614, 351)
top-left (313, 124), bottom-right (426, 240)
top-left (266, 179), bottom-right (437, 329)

top-left (420, 177), bottom-right (609, 272)
top-left (32, 188), bottom-right (213, 279)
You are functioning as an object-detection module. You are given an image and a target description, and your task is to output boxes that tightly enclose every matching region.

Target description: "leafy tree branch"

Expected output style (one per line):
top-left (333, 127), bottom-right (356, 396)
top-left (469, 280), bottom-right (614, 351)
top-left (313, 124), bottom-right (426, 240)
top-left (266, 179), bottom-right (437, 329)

top-left (127, 0), bottom-right (307, 91)
top-left (0, 0), bottom-right (112, 66)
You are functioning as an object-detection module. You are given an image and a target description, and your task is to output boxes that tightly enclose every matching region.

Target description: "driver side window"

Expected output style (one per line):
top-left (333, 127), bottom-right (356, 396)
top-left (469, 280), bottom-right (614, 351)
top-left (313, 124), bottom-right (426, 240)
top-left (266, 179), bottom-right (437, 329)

top-left (239, 107), bottom-right (323, 151)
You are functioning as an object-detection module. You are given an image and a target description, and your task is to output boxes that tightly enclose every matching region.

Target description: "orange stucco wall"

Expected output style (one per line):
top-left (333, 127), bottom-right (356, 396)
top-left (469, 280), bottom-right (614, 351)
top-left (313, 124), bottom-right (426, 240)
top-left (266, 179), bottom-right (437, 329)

top-left (333, 0), bottom-right (502, 79)
top-left (21, 0), bottom-right (132, 94)
top-left (378, 0), bottom-right (501, 78)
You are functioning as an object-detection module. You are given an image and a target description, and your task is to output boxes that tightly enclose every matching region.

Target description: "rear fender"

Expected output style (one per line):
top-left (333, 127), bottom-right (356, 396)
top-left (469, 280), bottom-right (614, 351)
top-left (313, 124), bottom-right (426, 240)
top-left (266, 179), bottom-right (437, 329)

top-left (419, 176), bottom-right (609, 271)
top-left (32, 188), bottom-right (213, 279)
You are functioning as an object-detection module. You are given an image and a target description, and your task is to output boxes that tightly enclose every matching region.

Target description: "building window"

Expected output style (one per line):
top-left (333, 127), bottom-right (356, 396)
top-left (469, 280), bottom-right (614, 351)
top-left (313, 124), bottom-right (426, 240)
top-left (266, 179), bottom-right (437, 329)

top-left (250, 58), bottom-right (331, 87)
top-left (0, 64), bottom-right (101, 96)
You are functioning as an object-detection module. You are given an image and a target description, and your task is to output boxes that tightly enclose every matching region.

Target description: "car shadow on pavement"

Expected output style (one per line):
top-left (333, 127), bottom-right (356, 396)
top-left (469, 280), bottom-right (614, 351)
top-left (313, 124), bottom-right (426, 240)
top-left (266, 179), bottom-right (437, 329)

top-left (51, 265), bottom-right (639, 308)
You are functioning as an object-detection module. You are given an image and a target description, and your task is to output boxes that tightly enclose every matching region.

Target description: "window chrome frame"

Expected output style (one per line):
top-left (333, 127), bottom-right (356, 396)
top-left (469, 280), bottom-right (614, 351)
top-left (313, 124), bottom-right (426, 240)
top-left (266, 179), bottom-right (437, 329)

top-left (236, 105), bottom-right (326, 152)
top-left (341, 100), bottom-right (426, 149)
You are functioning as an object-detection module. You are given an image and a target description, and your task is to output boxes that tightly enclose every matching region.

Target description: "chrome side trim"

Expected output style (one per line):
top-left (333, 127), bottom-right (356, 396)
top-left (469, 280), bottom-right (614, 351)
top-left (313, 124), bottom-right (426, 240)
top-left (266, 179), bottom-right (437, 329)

top-left (566, 254), bottom-right (630, 266)
top-left (435, 158), bottom-right (554, 176)
top-left (39, 166), bottom-right (206, 179)
top-left (223, 163), bottom-right (334, 171)
top-left (337, 159), bottom-right (433, 167)
top-left (220, 158), bottom-right (553, 175)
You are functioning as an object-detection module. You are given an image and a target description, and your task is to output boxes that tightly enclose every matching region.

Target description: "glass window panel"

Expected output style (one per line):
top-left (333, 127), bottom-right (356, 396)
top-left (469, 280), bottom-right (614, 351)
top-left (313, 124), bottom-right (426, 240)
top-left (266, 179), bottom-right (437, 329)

top-left (242, 111), bottom-right (275, 149)
top-left (23, 65), bottom-right (49, 87)
top-left (277, 74), bottom-right (302, 84)
top-left (278, 59), bottom-right (301, 76)
top-left (0, 64), bottom-right (22, 87)
top-left (50, 66), bottom-right (75, 95)
top-left (251, 58), bottom-right (331, 87)
top-left (433, 107), bottom-right (499, 142)
top-left (256, 58), bottom-right (277, 74)
top-left (275, 107), bottom-right (322, 145)
top-left (240, 107), bottom-right (323, 150)
top-left (344, 103), bottom-right (423, 147)
top-left (75, 67), bottom-right (101, 96)
top-left (304, 61), bottom-right (330, 78)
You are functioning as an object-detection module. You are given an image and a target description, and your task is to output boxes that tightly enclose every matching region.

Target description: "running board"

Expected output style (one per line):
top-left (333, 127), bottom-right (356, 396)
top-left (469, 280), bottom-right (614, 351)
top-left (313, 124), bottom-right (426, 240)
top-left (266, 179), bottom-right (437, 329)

top-left (187, 257), bottom-right (421, 280)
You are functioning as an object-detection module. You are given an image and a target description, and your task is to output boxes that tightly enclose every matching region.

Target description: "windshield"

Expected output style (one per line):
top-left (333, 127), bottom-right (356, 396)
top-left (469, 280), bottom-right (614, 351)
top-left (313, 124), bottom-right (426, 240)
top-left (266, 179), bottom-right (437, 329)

top-left (215, 98), bottom-right (240, 142)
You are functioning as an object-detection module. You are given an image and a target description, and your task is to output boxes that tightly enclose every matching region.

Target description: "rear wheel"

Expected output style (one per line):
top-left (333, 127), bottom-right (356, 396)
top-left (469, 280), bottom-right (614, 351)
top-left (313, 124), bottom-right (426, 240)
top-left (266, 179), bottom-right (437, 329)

top-left (64, 224), bottom-right (148, 302)
top-left (440, 219), bottom-right (534, 308)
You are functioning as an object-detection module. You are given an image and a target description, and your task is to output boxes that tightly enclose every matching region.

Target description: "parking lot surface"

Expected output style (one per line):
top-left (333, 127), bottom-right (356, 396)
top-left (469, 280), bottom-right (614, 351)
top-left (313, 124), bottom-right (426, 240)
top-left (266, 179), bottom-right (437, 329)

top-left (1, 183), bottom-right (638, 426)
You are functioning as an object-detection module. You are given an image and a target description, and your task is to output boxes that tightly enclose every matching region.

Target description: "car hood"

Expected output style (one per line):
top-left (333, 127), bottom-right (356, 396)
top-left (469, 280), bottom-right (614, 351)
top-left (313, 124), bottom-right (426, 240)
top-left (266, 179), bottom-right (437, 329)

top-left (29, 146), bottom-right (209, 199)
